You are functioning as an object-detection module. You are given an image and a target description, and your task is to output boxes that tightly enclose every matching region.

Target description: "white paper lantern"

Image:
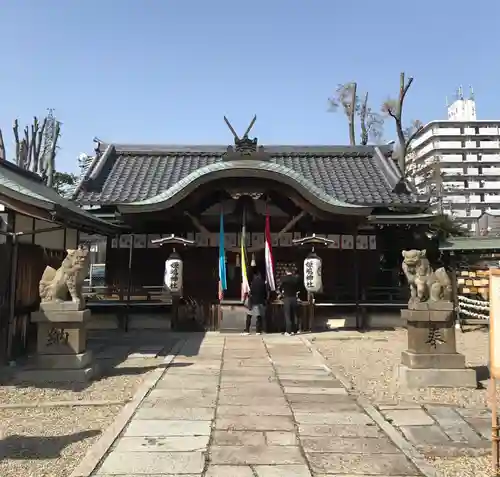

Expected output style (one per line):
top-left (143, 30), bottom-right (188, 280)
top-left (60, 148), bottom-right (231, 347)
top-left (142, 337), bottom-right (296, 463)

top-left (164, 251), bottom-right (183, 295)
top-left (303, 252), bottom-right (322, 293)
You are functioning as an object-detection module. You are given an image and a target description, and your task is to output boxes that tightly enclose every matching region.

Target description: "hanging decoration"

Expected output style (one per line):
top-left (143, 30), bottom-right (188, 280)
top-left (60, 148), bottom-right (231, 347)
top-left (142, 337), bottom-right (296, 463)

top-left (164, 249), bottom-right (183, 295)
top-left (303, 251), bottom-right (322, 293)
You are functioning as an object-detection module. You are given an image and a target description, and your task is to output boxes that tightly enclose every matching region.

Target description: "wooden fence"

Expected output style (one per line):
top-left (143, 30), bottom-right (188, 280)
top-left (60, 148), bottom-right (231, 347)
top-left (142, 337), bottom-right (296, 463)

top-left (0, 242), bottom-right (64, 363)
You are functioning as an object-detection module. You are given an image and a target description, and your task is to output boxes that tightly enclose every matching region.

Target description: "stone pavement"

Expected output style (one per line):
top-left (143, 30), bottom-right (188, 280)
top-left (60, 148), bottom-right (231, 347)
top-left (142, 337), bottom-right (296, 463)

top-left (376, 403), bottom-right (491, 458)
top-left (88, 333), bottom-right (436, 476)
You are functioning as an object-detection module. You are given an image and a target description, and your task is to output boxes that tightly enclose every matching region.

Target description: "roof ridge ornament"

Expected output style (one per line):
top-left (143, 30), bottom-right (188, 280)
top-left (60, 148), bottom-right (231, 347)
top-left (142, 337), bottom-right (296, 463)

top-left (223, 115), bottom-right (269, 161)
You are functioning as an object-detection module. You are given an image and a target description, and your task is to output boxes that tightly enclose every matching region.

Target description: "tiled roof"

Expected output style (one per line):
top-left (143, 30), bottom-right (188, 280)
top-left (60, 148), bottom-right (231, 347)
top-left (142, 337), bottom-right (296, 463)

top-left (0, 159), bottom-right (122, 235)
top-left (74, 144), bottom-right (426, 209)
top-left (440, 237), bottom-right (500, 251)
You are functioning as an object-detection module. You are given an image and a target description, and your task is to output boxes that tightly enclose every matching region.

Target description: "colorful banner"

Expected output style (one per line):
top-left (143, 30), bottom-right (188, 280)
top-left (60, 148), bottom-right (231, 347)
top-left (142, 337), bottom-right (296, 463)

top-left (218, 208), bottom-right (227, 299)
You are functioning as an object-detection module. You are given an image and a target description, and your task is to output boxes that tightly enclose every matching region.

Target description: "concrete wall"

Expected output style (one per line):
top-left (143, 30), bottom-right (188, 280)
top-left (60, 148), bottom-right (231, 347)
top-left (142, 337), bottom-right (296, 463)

top-left (13, 212), bottom-right (78, 250)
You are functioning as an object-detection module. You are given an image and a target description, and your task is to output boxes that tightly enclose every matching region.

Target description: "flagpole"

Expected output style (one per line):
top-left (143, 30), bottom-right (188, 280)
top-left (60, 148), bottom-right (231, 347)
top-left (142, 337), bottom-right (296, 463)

top-left (264, 199), bottom-right (276, 288)
top-left (241, 202), bottom-right (249, 301)
top-left (218, 201), bottom-right (226, 328)
top-left (219, 203), bottom-right (227, 301)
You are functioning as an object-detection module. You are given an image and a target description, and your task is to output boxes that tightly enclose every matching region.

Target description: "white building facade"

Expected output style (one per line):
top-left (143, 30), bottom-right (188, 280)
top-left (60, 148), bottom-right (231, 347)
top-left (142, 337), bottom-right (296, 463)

top-left (407, 87), bottom-right (500, 232)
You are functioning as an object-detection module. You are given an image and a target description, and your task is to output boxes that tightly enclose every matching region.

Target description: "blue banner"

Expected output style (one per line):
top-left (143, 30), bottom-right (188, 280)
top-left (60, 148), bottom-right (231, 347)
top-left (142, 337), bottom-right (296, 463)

top-left (218, 208), bottom-right (227, 291)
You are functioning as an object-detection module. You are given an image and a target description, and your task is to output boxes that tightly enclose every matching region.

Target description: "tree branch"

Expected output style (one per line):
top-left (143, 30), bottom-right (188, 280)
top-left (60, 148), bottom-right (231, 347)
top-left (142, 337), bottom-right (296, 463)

top-left (359, 92), bottom-right (368, 145)
top-left (382, 71), bottom-right (417, 174)
top-left (0, 128), bottom-right (5, 161)
top-left (13, 120), bottom-right (20, 166)
top-left (386, 109), bottom-right (397, 120)
top-left (400, 73), bottom-right (414, 105)
top-left (406, 125), bottom-right (424, 147)
top-left (329, 82), bottom-right (358, 146)
top-left (348, 82), bottom-right (357, 146)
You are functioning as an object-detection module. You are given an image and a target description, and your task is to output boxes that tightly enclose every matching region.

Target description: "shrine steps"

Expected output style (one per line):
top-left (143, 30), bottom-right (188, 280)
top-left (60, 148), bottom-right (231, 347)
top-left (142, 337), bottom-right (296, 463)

top-left (219, 303), bottom-right (252, 333)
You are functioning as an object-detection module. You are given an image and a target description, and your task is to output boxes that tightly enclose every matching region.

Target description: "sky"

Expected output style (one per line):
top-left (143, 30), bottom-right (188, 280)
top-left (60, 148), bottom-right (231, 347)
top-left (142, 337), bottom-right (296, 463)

top-left (1, 0), bottom-right (499, 174)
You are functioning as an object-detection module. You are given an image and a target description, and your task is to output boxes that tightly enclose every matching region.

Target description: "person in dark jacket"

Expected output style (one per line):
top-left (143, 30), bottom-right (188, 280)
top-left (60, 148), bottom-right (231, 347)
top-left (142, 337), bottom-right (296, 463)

top-left (280, 268), bottom-right (301, 335)
top-left (243, 270), bottom-right (267, 335)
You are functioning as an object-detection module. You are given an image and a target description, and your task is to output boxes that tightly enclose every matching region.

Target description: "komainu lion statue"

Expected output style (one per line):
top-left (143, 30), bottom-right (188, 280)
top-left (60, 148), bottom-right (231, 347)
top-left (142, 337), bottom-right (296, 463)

top-left (401, 249), bottom-right (452, 303)
top-left (39, 246), bottom-right (90, 306)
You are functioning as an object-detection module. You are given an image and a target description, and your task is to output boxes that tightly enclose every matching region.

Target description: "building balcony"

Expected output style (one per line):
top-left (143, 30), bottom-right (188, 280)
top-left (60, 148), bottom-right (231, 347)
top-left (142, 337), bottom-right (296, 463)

top-left (411, 133), bottom-right (500, 149)
top-left (441, 173), bottom-right (500, 181)
top-left (411, 147), bottom-right (500, 162)
top-left (443, 187), bottom-right (500, 195)
top-left (441, 202), bottom-right (500, 210)
top-left (410, 161), bottom-right (500, 176)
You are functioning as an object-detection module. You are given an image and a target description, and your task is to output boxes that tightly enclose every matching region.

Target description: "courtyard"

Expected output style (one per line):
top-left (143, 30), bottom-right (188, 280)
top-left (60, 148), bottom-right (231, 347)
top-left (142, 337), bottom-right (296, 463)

top-left (0, 327), bottom-right (494, 477)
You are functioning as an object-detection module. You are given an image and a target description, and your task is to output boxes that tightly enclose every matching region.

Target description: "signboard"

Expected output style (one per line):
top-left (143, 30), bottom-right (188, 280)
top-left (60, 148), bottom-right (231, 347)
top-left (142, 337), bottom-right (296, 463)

top-left (489, 269), bottom-right (500, 378)
top-left (489, 268), bottom-right (500, 477)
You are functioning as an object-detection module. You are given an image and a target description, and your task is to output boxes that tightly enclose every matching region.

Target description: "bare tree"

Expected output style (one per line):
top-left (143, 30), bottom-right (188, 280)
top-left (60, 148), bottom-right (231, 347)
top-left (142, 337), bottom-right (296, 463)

top-left (11, 112), bottom-right (61, 186)
top-left (329, 82), bottom-right (358, 145)
top-left (358, 92), bottom-right (384, 145)
top-left (329, 83), bottom-right (384, 146)
top-left (39, 109), bottom-right (61, 188)
top-left (382, 72), bottom-right (423, 173)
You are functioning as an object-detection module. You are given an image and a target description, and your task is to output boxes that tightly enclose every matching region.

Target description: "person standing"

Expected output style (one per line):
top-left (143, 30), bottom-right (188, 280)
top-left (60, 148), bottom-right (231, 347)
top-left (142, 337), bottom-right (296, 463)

top-left (280, 268), bottom-right (301, 336)
top-left (243, 270), bottom-right (267, 335)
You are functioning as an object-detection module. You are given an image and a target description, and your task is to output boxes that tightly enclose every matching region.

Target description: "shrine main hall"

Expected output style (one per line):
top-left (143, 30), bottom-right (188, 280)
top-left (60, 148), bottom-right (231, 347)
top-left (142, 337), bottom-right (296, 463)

top-left (73, 123), bottom-right (432, 330)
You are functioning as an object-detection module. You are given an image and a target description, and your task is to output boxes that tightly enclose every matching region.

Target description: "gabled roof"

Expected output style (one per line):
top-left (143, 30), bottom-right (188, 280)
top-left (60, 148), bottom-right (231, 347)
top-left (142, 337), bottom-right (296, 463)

top-left (73, 143), bottom-right (427, 214)
top-left (0, 159), bottom-right (123, 235)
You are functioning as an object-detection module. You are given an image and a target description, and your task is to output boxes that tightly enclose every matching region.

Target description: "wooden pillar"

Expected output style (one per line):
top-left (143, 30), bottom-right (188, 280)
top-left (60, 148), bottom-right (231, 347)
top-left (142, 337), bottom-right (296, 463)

top-left (353, 226), bottom-right (361, 329)
top-left (4, 211), bottom-right (17, 364)
top-left (124, 234), bottom-right (134, 332)
top-left (449, 251), bottom-right (462, 332)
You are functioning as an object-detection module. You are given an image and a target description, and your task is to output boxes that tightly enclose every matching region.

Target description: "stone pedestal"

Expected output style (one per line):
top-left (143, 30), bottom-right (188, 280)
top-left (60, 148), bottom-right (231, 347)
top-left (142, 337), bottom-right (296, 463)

top-left (19, 302), bottom-right (98, 383)
top-left (398, 301), bottom-right (476, 388)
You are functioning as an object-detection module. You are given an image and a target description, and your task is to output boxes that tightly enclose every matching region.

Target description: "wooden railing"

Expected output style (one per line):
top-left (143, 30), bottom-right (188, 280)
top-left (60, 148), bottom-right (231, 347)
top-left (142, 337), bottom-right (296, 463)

top-left (83, 283), bottom-right (408, 332)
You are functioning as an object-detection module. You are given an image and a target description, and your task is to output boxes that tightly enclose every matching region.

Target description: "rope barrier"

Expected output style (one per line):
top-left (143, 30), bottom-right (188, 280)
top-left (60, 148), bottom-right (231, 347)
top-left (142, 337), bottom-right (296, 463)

top-left (457, 295), bottom-right (489, 322)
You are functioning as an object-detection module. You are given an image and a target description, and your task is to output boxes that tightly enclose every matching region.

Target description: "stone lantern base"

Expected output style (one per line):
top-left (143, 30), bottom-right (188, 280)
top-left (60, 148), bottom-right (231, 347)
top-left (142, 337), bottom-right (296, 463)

top-left (397, 301), bottom-right (476, 388)
top-left (18, 302), bottom-right (97, 383)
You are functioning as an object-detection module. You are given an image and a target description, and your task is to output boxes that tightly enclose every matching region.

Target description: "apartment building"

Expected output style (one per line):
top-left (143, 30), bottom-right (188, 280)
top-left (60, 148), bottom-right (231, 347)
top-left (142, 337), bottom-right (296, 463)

top-left (406, 87), bottom-right (500, 232)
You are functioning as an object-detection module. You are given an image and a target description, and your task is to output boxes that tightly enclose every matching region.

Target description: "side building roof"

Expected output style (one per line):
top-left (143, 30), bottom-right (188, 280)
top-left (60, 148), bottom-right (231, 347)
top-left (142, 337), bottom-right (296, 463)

top-left (73, 142), bottom-right (428, 215)
top-left (0, 159), bottom-right (123, 235)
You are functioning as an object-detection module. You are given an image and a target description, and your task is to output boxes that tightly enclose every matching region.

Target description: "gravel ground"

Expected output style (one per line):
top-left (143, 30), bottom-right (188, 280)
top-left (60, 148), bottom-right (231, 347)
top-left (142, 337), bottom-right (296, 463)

top-left (0, 357), bottom-right (162, 404)
top-left (0, 406), bottom-right (120, 477)
top-left (312, 327), bottom-right (495, 477)
top-left (0, 356), bottom-right (164, 477)
top-left (313, 327), bottom-right (494, 407)
top-left (428, 456), bottom-right (493, 477)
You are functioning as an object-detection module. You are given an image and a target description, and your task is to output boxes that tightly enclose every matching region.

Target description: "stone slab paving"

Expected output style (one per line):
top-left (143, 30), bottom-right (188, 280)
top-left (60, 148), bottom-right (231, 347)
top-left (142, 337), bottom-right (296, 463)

top-left (376, 403), bottom-right (492, 457)
top-left (90, 334), bottom-right (431, 476)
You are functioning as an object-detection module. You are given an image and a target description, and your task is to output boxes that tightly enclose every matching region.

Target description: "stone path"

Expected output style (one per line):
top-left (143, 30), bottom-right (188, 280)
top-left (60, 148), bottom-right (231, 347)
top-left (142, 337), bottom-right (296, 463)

top-left (88, 333), bottom-right (434, 476)
top-left (376, 403), bottom-right (491, 458)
